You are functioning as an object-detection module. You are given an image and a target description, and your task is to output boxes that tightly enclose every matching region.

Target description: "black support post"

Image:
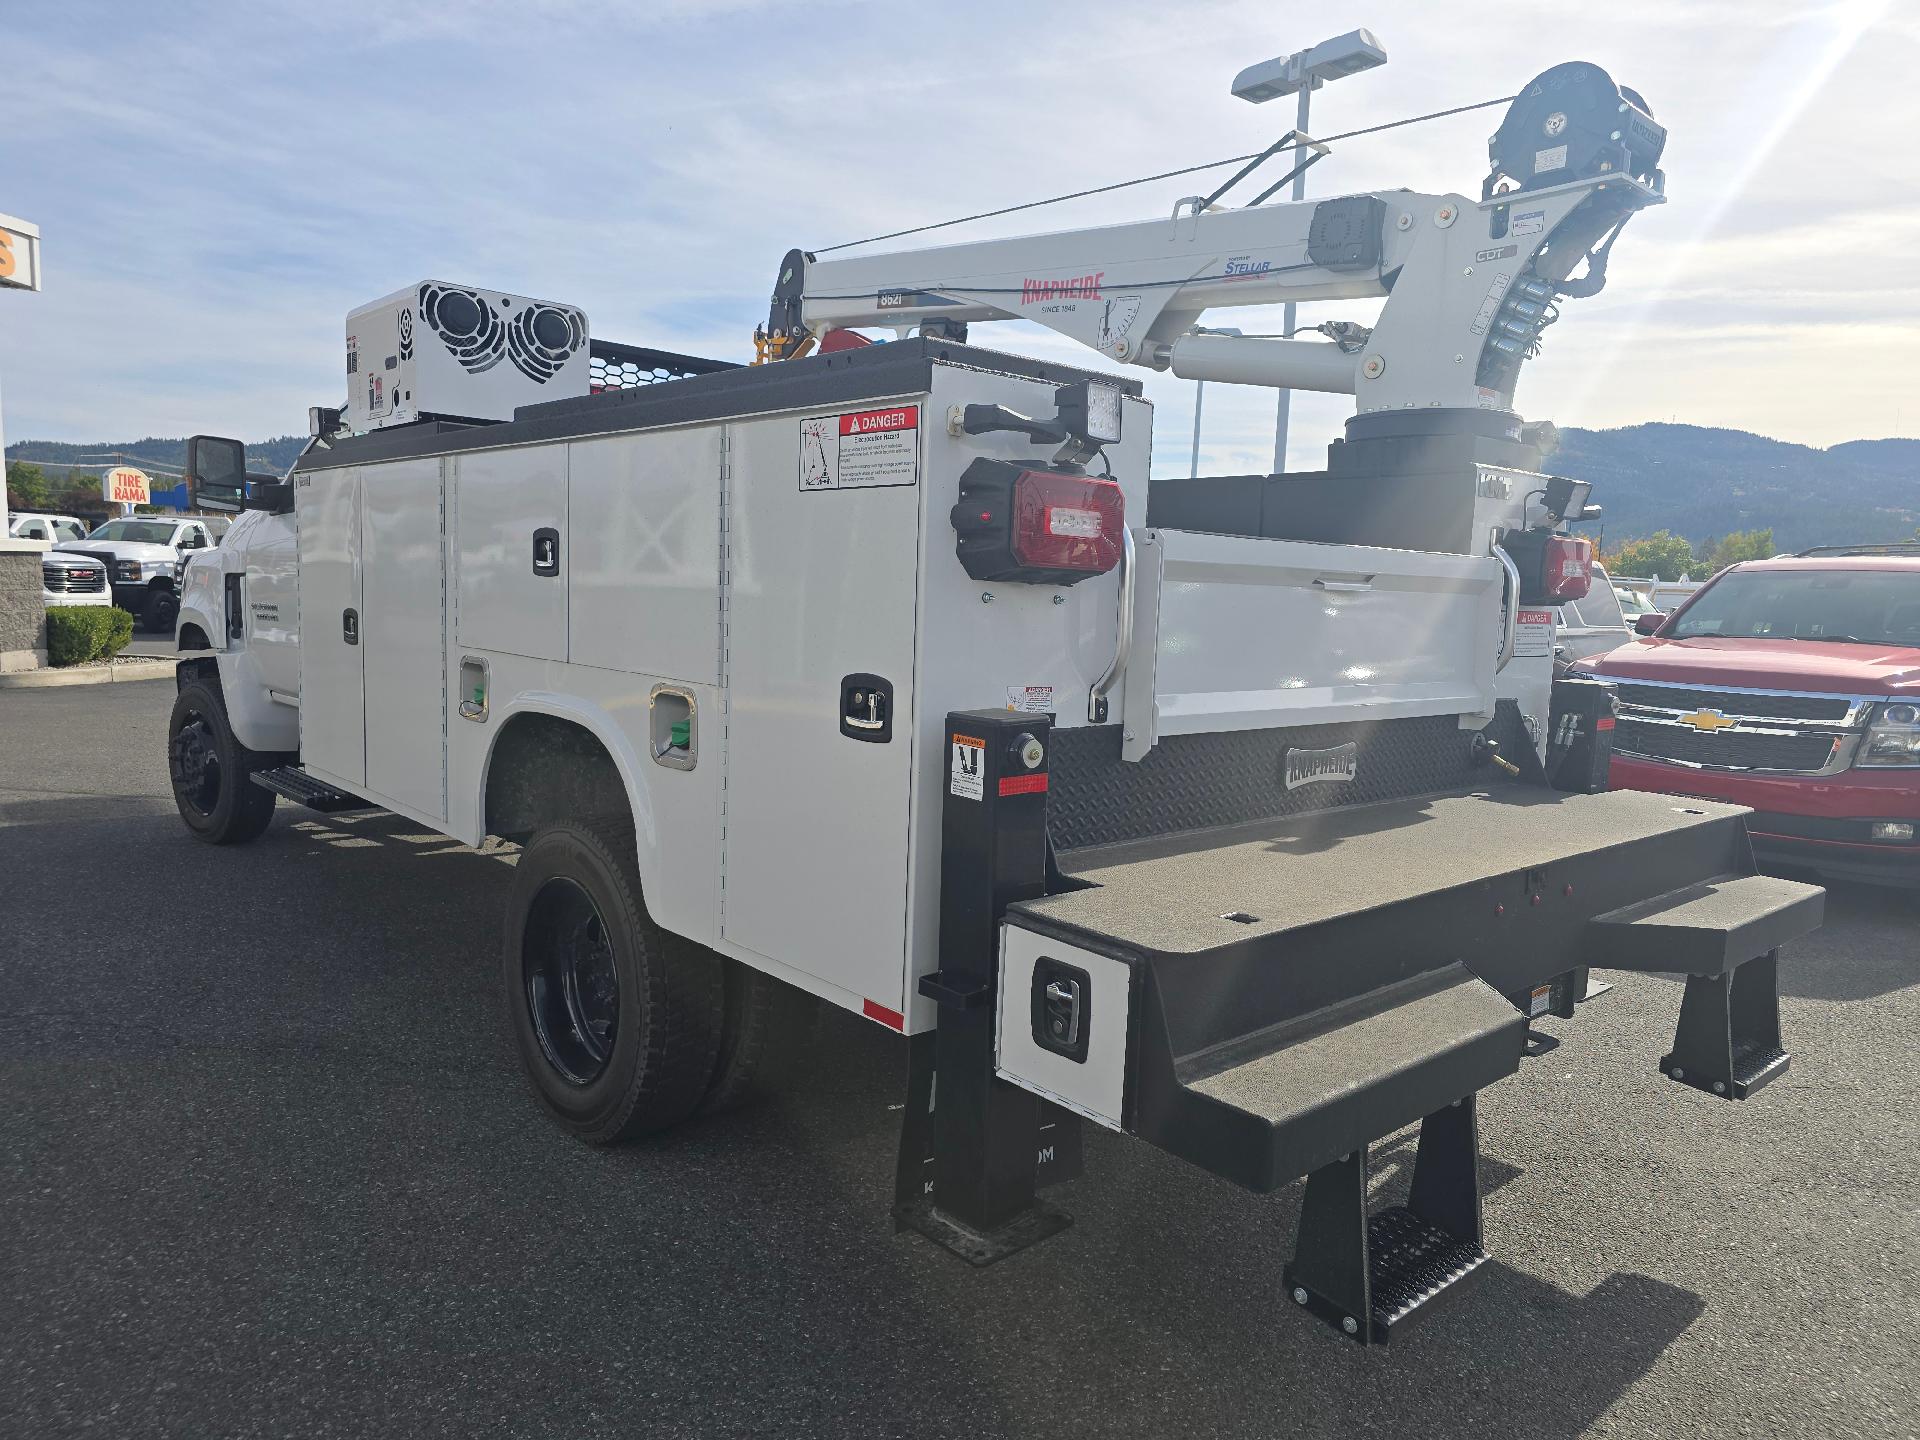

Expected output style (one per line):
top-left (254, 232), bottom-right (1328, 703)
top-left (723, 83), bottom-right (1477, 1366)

top-left (893, 709), bottom-right (1072, 1264)
top-left (1283, 1097), bottom-right (1491, 1346)
top-left (1661, 949), bottom-right (1789, 1100)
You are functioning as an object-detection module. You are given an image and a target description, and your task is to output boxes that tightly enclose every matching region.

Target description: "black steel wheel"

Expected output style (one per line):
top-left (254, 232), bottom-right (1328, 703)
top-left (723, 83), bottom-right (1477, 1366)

top-left (148, 589), bottom-right (180, 636)
top-left (167, 678), bottom-right (276, 844)
top-left (503, 820), bottom-right (724, 1143)
top-left (523, 879), bottom-right (622, 1086)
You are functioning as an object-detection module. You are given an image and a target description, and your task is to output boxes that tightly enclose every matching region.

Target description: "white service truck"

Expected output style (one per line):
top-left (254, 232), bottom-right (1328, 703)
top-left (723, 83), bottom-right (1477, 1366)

top-left (168, 61), bottom-right (1822, 1344)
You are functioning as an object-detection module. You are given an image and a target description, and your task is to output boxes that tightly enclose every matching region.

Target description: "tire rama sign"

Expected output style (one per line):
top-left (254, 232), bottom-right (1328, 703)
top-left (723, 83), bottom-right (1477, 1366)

top-left (0, 213), bottom-right (42, 293)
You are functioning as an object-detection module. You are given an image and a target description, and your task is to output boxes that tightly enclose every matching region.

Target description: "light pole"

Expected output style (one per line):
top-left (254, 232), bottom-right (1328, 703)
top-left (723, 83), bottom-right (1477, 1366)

top-left (1188, 327), bottom-right (1241, 479)
top-left (1231, 30), bottom-right (1388, 475)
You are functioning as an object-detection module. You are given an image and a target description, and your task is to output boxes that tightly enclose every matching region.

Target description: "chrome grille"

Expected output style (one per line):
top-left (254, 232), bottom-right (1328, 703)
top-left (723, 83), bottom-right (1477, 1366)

top-left (43, 564), bottom-right (105, 594)
top-left (1613, 719), bottom-right (1840, 773)
top-left (1610, 683), bottom-right (1850, 722)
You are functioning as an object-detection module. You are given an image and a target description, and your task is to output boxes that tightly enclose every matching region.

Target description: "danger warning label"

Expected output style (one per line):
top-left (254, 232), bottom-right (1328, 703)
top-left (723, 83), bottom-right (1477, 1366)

top-left (1514, 607), bottom-right (1554, 658)
top-left (949, 733), bottom-right (984, 802)
top-left (799, 405), bottom-right (920, 492)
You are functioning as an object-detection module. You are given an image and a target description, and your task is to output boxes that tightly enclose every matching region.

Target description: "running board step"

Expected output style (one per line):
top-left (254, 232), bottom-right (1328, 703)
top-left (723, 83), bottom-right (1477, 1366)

top-left (250, 766), bottom-right (371, 814)
top-left (1586, 874), bottom-right (1820, 1100)
top-left (1283, 1097), bottom-right (1488, 1346)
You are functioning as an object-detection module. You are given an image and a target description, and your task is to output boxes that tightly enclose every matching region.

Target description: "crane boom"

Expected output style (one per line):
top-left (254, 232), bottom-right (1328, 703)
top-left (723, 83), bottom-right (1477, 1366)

top-left (764, 61), bottom-right (1665, 418)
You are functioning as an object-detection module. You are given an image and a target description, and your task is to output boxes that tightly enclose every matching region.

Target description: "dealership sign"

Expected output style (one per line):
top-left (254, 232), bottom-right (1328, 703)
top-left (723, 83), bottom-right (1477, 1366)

top-left (103, 466), bottom-right (152, 505)
top-left (0, 212), bottom-right (40, 292)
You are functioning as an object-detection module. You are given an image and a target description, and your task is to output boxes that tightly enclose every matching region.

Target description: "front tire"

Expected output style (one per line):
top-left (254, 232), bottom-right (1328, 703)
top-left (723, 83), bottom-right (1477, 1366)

top-left (167, 679), bottom-right (277, 844)
top-left (504, 820), bottom-right (724, 1144)
top-left (148, 589), bottom-right (180, 636)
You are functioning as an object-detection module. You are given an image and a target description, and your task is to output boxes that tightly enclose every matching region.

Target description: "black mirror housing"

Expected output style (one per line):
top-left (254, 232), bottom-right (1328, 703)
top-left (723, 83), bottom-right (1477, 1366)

top-left (243, 478), bottom-right (294, 514)
top-left (186, 435), bottom-right (248, 513)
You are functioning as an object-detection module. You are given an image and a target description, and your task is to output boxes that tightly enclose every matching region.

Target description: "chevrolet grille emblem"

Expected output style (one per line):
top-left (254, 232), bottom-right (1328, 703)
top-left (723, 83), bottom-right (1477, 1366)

top-left (1679, 708), bottom-right (1739, 732)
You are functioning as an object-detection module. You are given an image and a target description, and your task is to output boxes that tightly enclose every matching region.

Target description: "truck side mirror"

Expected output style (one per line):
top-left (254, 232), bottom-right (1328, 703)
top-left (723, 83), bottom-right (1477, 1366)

top-left (186, 435), bottom-right (248, 513)
top-left (1634, 612), bottom-right (1663, 636)
top-left (243, 477), bottom-right (294, 515)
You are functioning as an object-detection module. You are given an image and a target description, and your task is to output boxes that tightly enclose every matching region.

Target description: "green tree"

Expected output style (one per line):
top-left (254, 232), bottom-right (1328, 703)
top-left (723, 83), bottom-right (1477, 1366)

top-left (1698, 528), bottom-right (1775, 574)
top-left (5, 459), bottom-right (54, 510)
top-left (1609, 530), bottom-right (1698, 581)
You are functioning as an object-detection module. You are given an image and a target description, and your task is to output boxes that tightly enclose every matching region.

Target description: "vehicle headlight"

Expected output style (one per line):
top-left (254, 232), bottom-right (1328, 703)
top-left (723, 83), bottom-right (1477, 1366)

top-left (114, 560), bottom-right (141, 581)
top-left (1858, 702), bottom-right (1920, 767)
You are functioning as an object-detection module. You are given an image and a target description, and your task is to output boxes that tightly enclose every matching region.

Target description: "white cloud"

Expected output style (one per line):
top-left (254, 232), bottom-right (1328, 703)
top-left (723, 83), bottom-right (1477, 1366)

top-left (1, 0), bottom-right (1914, 470)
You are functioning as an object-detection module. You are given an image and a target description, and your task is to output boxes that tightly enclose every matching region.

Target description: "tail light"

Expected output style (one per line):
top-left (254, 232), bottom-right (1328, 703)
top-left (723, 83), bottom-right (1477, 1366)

top-left (1543, 535), bottom-right (1594, 602)
top-left (1500, 529), bottom-right (1593, 606)
top-left (951, 460), bottom-right (1125, 586)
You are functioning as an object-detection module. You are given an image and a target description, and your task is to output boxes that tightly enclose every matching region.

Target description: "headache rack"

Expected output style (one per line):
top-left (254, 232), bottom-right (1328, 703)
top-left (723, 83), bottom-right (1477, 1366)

top-left (587, 338), bottom-right (738, 393)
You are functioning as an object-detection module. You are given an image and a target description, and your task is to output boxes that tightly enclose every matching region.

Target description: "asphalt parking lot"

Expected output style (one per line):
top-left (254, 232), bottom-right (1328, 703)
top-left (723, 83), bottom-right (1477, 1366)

top-left (3, 678), bottom-right (1916, 1439)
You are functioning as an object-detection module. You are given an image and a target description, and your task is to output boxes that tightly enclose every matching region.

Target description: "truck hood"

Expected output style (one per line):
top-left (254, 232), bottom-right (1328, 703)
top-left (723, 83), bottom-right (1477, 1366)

top-left (1579, 635), bottom-right (1920, 696)
top-left (54, 539), bottom-right (176, 563)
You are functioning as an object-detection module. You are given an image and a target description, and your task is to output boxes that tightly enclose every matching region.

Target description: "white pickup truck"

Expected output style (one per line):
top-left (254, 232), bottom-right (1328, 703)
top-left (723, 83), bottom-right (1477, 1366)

top-left (163, 58), bottom-right (1824, 1347)
top-left (57, 514), bottom-right (227, 631)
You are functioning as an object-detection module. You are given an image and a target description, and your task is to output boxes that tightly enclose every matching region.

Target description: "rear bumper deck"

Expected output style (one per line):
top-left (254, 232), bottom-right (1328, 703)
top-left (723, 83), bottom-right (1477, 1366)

top-left (1004, 785), bottom-right (1821, 1192)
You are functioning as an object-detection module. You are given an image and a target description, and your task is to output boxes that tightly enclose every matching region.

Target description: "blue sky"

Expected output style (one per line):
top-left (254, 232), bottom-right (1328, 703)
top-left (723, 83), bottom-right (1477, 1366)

top-left (1, 0), bottom-right (1911, 477)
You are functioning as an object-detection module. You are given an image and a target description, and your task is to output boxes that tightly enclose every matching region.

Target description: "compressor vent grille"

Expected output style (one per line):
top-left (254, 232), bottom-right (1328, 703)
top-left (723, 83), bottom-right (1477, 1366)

top-left (507, 303), bottom-right (587, 382)
top-left (418, 283), bottom-right (506, 374)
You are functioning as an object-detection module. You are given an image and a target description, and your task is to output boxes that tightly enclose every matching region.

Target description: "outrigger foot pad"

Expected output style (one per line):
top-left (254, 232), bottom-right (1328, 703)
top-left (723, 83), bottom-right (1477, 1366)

top-left (894, 1200), bottom-right (1072, 1267)
top-left (1282, 1098), bottom-right (1488, 1346)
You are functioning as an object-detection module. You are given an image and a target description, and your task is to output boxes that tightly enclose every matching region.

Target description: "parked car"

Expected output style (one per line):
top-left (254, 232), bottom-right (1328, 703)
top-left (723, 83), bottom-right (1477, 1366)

top-left (54, 515), bottom-right (228, 630)
top-left (1553, 563), bottom-right (1634, 668)
top-left (8, 512), bottom-right (89, 543)
top-left (1577, 544), bottom-right (1920, 884)
top-left (38, 551), bottom-right (113, 610)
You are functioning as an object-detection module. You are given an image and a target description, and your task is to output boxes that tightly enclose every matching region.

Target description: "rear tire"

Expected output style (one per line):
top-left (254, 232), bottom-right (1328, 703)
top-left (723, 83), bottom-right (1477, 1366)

top-left (504, 820), bottom-right (724, 1144)
top-left (697, 957), bottom-right (821, 1116)
top-left (167, 679), bottom-right (277, 845)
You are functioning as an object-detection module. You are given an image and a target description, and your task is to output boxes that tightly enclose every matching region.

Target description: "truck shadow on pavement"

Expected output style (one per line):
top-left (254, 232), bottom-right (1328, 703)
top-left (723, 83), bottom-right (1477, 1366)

top-left (2, 803), bottom-right (1712, 1439)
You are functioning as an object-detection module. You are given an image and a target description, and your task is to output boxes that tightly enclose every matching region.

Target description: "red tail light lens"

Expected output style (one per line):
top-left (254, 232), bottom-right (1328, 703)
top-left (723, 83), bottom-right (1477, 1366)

top-left (1012, 471), bottom-right (1124, 575)
top-left (951, 461), bottom-right (1126, 586)
top-left (1543, 535), bottom-right (1594, 603)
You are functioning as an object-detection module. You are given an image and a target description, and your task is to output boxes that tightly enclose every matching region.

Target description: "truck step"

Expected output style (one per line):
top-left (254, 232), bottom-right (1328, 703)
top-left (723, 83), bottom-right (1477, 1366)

top-left (1282, 1098), bottom-right (1489, 1346)
top-left (1585, 875), bottom-right (1817, 1100)
top-left (1172, 964), bottom-right (1523, 1192)
top-left (1585, 873), bottom-right (1823, 976)
top-left (250, 766), bottom-right (371, 814)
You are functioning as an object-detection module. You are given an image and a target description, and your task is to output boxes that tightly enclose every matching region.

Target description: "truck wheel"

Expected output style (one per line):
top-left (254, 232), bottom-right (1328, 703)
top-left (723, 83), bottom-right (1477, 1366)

top-left (504, 821), bottom-right (724, 1144)
top-left (149, 590), bottom-right (180, 636)
top-left (698, 956), bottom-right (820, 1116)
top-left (168, 680), bottom-right (277, 845)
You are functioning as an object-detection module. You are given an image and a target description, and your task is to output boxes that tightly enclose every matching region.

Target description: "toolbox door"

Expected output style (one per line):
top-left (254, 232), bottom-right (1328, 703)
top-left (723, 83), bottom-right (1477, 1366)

top-left (295, 466), bottom-right (367, 787)
top-left (360, 457), bottom-right (447, 819)
top-left (719, 405), bottom-right (923, 1011)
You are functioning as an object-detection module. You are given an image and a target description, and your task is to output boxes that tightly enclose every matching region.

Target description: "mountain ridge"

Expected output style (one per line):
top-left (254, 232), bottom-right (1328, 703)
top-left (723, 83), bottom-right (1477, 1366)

top-left (12, 423), bottom-right (1918, 552)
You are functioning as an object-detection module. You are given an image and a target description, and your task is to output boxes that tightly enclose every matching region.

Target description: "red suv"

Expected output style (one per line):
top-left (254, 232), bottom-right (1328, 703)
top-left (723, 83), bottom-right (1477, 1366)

top-left (1577, 546), bottom-right (1920, 884)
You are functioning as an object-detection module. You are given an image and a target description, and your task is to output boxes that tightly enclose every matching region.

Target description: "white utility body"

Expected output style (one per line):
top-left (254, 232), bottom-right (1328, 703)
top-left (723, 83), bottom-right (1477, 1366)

top-left (166, 60), bottom-right (1824, 1346)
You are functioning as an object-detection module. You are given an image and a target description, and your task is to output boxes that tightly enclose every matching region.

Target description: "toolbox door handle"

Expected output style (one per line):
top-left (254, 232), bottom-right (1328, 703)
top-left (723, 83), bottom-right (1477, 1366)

top-left (1313, 576), bottom-right (1375, 593)
top-left (532, 527), bottom-right (561, 577)
top-left (342, 608), bottom-right (359, 646)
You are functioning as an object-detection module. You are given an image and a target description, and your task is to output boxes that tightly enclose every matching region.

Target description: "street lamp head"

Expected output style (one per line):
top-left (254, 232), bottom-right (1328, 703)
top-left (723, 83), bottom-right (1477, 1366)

top-left (1231, 29), bottom-right (1387, 104)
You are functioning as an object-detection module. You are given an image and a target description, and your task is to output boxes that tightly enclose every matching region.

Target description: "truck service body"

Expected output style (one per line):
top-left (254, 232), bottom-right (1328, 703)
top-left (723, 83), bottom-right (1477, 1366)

top-left (168, 62), bottom-right (1823, 1345)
